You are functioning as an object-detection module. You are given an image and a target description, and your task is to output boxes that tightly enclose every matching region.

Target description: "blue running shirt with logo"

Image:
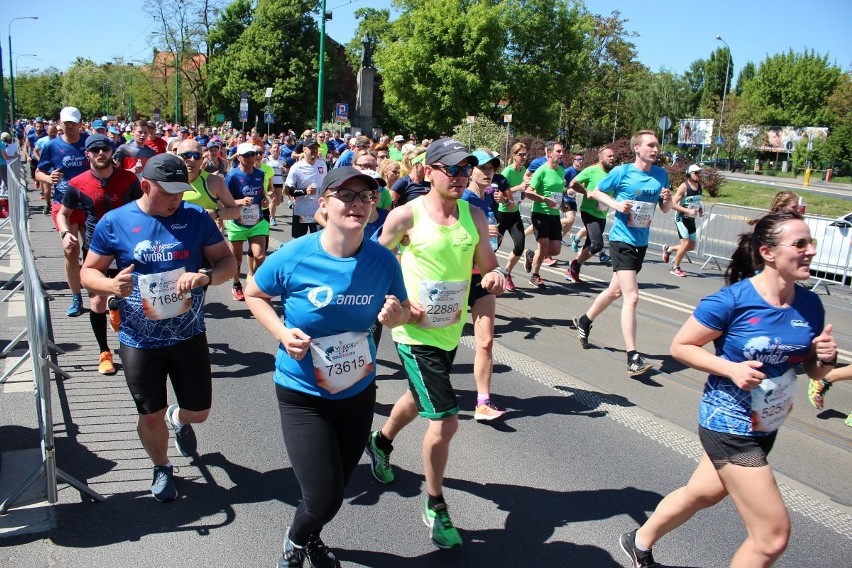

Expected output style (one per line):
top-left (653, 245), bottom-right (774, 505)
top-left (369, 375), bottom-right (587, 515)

top-left (693, 279), bottom-right (824, 436)
top-left (37, 135), bottom-right (90, 204)
top-left (596, 163), bottom-right (669, 247)
top-left (253, 232), bottom-right (407, 399)
top-left (88, 201), bottom-right (224, 349)
top-left (225, 167), bottom-right (267, 226)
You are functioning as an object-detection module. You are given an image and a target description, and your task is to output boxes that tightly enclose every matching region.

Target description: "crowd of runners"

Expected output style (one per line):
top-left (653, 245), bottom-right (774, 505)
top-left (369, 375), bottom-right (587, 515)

top-left (4, 108), bottom-right (846, 568)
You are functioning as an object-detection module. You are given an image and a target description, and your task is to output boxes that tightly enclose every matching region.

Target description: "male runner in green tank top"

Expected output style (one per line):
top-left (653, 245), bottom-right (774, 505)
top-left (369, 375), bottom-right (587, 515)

top-left (365, 138), bottom-right (505, 549)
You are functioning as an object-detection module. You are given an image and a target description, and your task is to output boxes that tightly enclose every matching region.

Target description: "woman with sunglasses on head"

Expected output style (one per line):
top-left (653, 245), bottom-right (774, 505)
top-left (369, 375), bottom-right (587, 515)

top-left (498, 142), bottom-right (529, 292)
top-left (619, 210), bottom-right (836, 568)
top-left (245, 167), bottom-right (410, 568)
top-left (390, 146), bottom-right (428, 207)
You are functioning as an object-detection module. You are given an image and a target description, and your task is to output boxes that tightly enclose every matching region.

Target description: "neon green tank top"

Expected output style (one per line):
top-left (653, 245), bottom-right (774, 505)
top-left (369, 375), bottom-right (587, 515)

top-left (392, 198), bottom-right (478, 350)
top-left (183, 171), bottom-right (218, 210)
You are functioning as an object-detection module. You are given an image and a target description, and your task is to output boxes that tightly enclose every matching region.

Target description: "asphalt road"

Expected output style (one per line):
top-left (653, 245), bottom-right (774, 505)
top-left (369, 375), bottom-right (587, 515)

top-left (1, 197), bottom-right (850, 568)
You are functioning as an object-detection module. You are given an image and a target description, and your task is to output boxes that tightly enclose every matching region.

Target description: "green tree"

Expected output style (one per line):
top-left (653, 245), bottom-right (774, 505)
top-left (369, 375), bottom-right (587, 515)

top-left (205, 0), bottom-right (327, 131)
top-left (14, 67), bottom-right (63, 120)
top-left (61, 58), bottom-right (111, 118)
top-left (560, 8), bottom-right (641, 148)
top-left (375, 0), bottom-right (505, 135)
top-left (501, 0), bottom-right (589, 139)
top-left (700, 47), bottom-right (733, 114)
top-left (621, 69), bottom-right (691, 140)
top-left (451, 115), bottom-right (507, 158)
top-left (740, 50), bottom-right (842, 126)
top-left (734, 61), bottom-right (755, 96)
top-left (683, 58), bottom-right (705, 114)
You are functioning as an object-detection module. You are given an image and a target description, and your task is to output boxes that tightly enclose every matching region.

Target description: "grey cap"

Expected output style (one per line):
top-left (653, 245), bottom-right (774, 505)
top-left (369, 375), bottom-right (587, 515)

top-left (141, 153), bottom-right (193, 193)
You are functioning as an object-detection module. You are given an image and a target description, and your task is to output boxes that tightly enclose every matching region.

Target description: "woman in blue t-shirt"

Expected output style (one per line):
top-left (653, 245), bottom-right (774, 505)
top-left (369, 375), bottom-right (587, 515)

top-left (244, 167), bottom-right (410, 567)
top-left (619, 210), bottom-right (837, 568)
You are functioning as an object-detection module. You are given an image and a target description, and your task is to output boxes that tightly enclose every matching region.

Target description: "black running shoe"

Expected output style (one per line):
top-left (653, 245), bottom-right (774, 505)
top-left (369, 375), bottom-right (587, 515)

top-left (627, 353), bottom-right (653, 377)
top-left (573, 315), bottom-right (591, 349)
top-left (524, 249), bottom-right (534, 273)
top-left (619, 529), bottom-right (658, 567)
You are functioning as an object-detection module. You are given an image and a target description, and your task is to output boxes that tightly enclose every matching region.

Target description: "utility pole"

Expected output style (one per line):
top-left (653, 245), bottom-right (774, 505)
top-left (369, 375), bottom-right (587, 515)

top-left (316, 1), bottom-right (331, 131)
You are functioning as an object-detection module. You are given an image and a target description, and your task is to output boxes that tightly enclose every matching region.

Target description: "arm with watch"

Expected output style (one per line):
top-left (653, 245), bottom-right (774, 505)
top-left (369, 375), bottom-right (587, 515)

top-left (804, 323), bottom-right (838, 381)
top-left (207, 170), bottom-right (241, 221)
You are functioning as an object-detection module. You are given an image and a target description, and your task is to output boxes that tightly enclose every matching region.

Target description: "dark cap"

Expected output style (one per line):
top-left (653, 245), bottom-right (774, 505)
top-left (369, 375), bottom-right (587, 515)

top-left (141, 153), bottom-right (193, 193)
top-left (425, 138), bottom-right (478, 166)
top-left (302, 137), bottom-right (318, 147)
top-left (206, 139), bottom-right (221, 149)
top-left (84, 134), bottom-right (112, 151)
top-left (320, 166), bottom-right (380, 194)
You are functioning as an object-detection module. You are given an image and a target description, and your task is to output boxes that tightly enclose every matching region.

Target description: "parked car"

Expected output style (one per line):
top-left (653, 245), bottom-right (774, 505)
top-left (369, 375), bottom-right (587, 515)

top-left (806, 212), bottom-right (852, 282)
top-left (700, 158), bottom-right (747, 172)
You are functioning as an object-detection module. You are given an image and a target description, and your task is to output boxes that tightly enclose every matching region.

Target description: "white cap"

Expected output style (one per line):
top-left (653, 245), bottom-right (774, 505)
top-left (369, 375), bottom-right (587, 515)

top-left (393, 135), bottom-right (405, 143)
top-left (237, 142), bottom-right (257, 156)
top-left (687, 164), bottom-right (702, 174)
top-left (59, 107), bottom-right (82, 123)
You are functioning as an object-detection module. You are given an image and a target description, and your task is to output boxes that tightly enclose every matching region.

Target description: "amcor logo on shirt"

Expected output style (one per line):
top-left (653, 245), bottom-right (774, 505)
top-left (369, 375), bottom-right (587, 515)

top-left (307, 285), bottom-right (373, 308)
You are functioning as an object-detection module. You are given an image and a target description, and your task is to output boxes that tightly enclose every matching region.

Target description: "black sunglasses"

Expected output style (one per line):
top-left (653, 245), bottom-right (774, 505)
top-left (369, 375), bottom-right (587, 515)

top-left (240, 152), bottom-right (257, 158)
top-left (431, 164), bottom-right (473, 177)
top-left (179, 151), bottom-right (203, 161)
top-left (327, 189), bottom-right (376, 203)
top-left (88, 146), bottom-right (111, 154)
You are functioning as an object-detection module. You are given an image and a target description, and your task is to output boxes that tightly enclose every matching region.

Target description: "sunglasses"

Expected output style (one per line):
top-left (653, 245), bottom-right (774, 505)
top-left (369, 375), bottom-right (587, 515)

top-left (88, 146), bottom-right (111, 154)
top-left (179, 151), bottom-right (203, 161)
top-left (516, 152), bottom-right (527, 157)
top-left (240, 152), bottom-right (257, 158)
top-left (327, 189), bottom-right (377, 203)
top-left (431, 164), bottom-right (474, 177)
top-left (781, 238), bottom-right (817, 251)
top-left (355, 162), bottom-right (378, 169)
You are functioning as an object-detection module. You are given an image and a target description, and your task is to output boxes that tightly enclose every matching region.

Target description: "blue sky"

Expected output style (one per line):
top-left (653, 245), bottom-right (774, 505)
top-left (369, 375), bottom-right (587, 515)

top-left (3, 0), bottom-right (850, 76)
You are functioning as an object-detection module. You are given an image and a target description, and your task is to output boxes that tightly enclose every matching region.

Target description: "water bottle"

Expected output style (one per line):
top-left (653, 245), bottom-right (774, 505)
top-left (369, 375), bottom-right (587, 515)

top-left (135, 158), bottom-right (142, 173)
top-left (486, 209), bottom-right (498, 251)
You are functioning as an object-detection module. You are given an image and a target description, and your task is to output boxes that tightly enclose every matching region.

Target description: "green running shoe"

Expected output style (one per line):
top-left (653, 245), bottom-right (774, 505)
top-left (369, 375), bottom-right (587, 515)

top-left (422, 500), bottom-right (462, 549)
top-left (365, 431), bottom-right (394, 484)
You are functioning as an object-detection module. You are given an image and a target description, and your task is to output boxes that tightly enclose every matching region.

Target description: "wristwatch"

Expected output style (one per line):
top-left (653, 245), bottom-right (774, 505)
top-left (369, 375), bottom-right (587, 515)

top-left (199, 268), bottom-right (213, 282)
top-left (59, 230), bottom-right (69, 239)
top-left (818, 354), bottom-right (838, 367)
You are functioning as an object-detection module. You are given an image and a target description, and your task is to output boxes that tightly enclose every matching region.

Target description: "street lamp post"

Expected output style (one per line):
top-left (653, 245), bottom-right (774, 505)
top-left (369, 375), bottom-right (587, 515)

top-left (715, 35), bottom-right (731, 162)
top-left (13, 53), bottom-right (36, 120)
top-left (8, 16), bottom-right (38, 127)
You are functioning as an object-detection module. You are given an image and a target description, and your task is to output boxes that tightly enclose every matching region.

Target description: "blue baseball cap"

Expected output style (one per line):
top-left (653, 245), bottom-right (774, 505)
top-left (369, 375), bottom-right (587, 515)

top-left (84, 134), bottom-right (112, 151)
top-left (471, 149), bottom-right (500, 169)
top-left (108, 126), bottom-right (120, 135)
top-left (92, 119), bottom-right (107, 131)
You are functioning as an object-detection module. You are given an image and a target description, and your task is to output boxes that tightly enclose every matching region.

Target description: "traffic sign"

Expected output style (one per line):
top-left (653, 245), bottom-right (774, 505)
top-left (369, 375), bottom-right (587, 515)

top-left (658, 116), bottom-right (672, 131)
top-left (264, 112), bottom-right (275, 124)
top-left (153, 108), bottom-right (161, 122)
top-left (715, 136), bottom-right (724, 146)
top-left (503, 114), bottom-right (512, 123)
top-left (215, 113), bottom-right (225, 123)
top-left (466, 116), bottom-right (475, 124)
top-left (335, 103), bottom-right (349, 123)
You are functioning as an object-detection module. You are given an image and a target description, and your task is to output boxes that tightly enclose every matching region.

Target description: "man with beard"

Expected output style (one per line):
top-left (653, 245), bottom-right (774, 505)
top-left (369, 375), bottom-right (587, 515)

top-left (565, 146), bottom-right (617, 283)
top-left (57, 134), bottom-right (142, 374)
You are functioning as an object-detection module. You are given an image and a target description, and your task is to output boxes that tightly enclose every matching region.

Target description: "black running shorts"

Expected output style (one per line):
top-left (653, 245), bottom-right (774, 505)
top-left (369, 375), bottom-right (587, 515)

top-left (699, 426), bottom-right (777, 470)
top-left (610, 241), bottom-right (647, 273)
top-left (120, 333), bottom-right (212, 414)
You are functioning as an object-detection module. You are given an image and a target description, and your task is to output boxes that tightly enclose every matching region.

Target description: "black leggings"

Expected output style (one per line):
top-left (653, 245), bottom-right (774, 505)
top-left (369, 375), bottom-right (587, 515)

top-left (276, 383), bottom-right (376, 545)
top-left (580, 211), bottom-right (606, 255)
top-left (497, 210), bottom-right (525, 256)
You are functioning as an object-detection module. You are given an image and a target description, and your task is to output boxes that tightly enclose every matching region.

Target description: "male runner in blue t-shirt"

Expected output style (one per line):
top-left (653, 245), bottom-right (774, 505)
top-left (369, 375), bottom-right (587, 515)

top-left (35, 107), bottom-right (91, 316)
top-left (572, 130), bottom-right (672, 376)
top-left (81, 153), bottom-right (237, 503)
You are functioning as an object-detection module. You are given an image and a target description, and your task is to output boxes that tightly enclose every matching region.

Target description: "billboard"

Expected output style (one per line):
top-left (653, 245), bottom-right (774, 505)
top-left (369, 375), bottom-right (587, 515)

top-left (677, 118), bottom-right (714, 146)
top-left (737, 126), bottom-right (829, 152)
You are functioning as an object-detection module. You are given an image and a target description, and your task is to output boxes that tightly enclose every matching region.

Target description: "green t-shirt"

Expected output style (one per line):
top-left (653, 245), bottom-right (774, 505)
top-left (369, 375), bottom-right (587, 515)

top-left (388, 148), bottom-right (403, 162)
top-left (530, 164), bottom-right (564, 215)
top-left (575, 164), bottom-right (611, 219)
top-left (499, 165), bottom-right (526, 213)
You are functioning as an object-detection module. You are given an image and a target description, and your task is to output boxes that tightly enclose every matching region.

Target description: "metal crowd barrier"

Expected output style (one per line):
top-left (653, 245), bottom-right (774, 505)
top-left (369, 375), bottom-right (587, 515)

top-left (0, 157), bottom-right (103, 515)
